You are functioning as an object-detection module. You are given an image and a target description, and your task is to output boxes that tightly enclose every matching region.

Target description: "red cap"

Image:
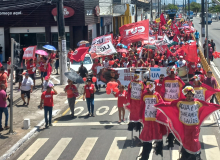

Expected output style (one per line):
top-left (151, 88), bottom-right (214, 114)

top-left (45, 76), bottom-right (49, 80)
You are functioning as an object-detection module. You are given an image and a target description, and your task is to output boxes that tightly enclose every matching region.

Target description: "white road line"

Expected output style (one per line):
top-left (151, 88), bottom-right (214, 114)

top-left (45, 138), bottom-right (71, 160)
top-left (52, 122), bottom-right (128, 126)
top-left (77, 98), bottom-right (117, 101)
top-left (172, 150), bottom-right (180, 160)
top-left (73, 137), bottom-right (98, 160)
top-left (203, 135), bottom-right (220, 160)
top-left (105, 137), bottom-right (127, 160)
top-left (137, 146), bottom-right (153, 160)
top-left (203, 115), bottom-right (215, 124)
top-left (17, 138), bottom-right (49, 160)
top-left (50, 75), bottom-right (60, 83)
top-left (211, 62), bottom-right (220, 79)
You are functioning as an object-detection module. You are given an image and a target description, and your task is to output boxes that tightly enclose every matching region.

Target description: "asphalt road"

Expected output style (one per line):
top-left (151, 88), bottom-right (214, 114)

top-left (7, 85), bottom-right (220, 160)
top-left (193, 16), bottom-right (220, 70)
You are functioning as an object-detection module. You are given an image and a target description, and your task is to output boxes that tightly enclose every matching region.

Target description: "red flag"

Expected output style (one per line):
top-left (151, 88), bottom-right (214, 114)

top-left (70, 47), bottom-right (89, 62)
top-left (155, 99), bottom-right (220, 153)
top-left (119, 20), bottom-right (149, 45)
top-left (174, 24), bottom-right (180, 35)
top-left (166, 48), bottom-right (173, 57)
top-left (23, 46), bottom-right (37, 59)
top-left (182, 42), bottom-right (198, 62)
top-left (160, 13), bottom-right (166, 26)
top-left (173, 35), bottom-right (178, 42)
top-left (47, 63), bottom-right (52, 77)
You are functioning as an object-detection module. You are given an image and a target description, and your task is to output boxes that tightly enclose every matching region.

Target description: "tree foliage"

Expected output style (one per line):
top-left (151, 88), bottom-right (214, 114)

top-left (190, 2), bottom-right (201, 12)
top-left (166, 4), bottom-right (178, 10)
top-left (209, 1), bottom-right (220, 13)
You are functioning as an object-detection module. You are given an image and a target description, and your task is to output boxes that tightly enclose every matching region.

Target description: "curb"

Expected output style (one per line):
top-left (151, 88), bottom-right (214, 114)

top-left (0, 109), bottom-right (60, 160)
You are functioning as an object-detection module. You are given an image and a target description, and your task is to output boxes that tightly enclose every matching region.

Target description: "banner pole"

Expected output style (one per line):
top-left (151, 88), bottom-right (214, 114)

top-left (169, 148), bottom-right (172, 160)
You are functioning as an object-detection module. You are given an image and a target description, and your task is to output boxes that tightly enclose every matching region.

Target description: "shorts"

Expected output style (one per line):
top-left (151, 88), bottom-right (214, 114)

top-left (29, 73), bottom-right (35, 80)
top-left (18, 76), bottom-right (23, 83)
top-left (41, 72), bottom-right (47, 78)
top-left (21, 90), bottom-right (31, 99)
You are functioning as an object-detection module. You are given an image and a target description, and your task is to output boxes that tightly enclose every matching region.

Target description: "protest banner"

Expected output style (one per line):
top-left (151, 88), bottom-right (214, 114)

top-left (96, 41), bottom-right (116, 55)
top-left (90, 34), bottom-right (113, 53)
top-left (23, 46), bottom-right (37, 59)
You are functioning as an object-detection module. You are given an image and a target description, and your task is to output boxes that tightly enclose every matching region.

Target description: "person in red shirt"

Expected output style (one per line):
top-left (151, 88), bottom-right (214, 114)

top-left (83, 78), bottom-right (96, 117)
top-left (187, 61), bottom-right (197, 79)
top-left (113, 85), bottom-right (127, 123)
top-left (40, 85), bottom-right (57, 128)
top-left (92, 59), bottom-right (101, 90)
top-left (149, 59), bottom-right (158, 67)
top-left (196, 63), bottom-right (206, 82)
top-left (65, 79), bottom-right (78, 118)
top-left (0, 67), bottom-right (7, 89)
top-left (26, 59), bottom-right (36, 88)
top-left (7, 57), bottom-right (11, 78)
top-left (40, 57), bottom-right (48, 84)
top-left (154, 74), bottom-right (164, 93)
top-left (158, 60), bottom-right (163, 67)
top-left (67, 49), bottom-right (73, 59)
top-left (50, 51), bottom-right (56, 73)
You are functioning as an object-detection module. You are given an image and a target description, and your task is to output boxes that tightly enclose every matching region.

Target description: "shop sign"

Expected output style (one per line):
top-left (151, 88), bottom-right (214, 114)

top-left (0, 11), bottom-right (22, 16)
top-left (95, 6), bottom-right (100, 16)
top-left (51, 6), bottom-right (75, 18)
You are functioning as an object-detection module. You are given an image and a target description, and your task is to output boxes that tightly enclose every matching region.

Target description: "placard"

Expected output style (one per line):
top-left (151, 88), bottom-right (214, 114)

top-left (96, 41), bottom-right (116, 55)
top-left (164, 80), bottom-right (180, 101)
top-left (144, 96), bottom-right (157, 120)
top-left (130, 82), bottom-right (143, 100)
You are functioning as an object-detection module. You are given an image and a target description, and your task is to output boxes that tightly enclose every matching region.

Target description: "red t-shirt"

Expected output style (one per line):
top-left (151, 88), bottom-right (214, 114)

top-left (188, 62), bottom-right (197, 74)
top-left (27, 63), bottom-right (36, 74)
top-left (84, 84), bottom-right (95, 98)
top-left (115, 90), bottom-right (127, 107)
top-left (149, 64), bottom-right (158, 68)
top-left (40, 62), bottom-right (47, 72)
top-left (65, 84), bottom-right (78, 98)
top-left (41, 91), bottom-right (55, 107)
top-left (0, 73), bottom-right (7, 88)
top-left (51, 53), bottom-right (56, 59)
top-left (92, 63), bottom-right (101, 76)
top-left (154, 79), bottom-right (163, 93)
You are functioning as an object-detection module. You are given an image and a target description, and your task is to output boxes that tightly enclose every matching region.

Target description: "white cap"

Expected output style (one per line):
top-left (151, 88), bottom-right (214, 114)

top-left (197, 63), bottom-right (201, 67)
top-left (179, 56), bottom-right (183, 58)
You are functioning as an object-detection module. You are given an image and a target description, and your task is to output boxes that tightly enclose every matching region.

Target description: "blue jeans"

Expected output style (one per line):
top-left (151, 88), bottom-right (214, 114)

top-left (86, 98), bottom-right (94, 114)
top-left (0, 54), bottom-right (2, 63)
top-left (44, 106), bottom-right (53, 125)
top-left (0, 107), bottom-right (8, 128)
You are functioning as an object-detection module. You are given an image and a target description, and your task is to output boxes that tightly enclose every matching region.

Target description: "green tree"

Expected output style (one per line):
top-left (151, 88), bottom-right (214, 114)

top-left (209, 1), bottom-right (220, 13)
top-left (190, 2), bottom-right (201, 12)
top-left (166, 4), bottom-right (178, 10)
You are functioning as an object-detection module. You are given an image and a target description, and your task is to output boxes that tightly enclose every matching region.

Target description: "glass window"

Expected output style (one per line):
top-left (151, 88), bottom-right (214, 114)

top-left (71, 56), bottom-right (92, 65)
top-left (36, 33), bottom-right (46, 49)
top-left (10, 33), bottom-right (19, 43)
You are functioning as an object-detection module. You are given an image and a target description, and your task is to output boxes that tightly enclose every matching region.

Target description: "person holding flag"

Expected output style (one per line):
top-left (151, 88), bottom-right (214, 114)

top-left (155, 84), bottom-right (220, 160)
top-left (138, 79), bottom-right (165, 160)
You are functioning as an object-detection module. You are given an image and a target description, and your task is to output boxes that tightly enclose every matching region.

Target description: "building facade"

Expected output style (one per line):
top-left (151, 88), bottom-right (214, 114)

top-left (0, 0), bottom-right (100, 62)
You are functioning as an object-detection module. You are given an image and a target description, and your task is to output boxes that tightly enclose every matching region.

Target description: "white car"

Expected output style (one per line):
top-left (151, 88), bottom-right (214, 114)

top-left (68, 54), bottom-right (93, 74)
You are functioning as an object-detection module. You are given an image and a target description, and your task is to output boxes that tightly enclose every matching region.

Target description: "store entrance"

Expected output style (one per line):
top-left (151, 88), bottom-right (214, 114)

top-left (20, 33), bottom-right (37, 48)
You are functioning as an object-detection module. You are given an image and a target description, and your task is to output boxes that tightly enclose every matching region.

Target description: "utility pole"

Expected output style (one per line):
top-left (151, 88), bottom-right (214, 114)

top-left (151, 0), bottom-right (153, 21)
top-left (185, 0), bottom-right (186, 16)
top-left (56, 0), bottom-right (67, 85)
top-left (9, 38), bottom-right (14, 134)
top-left (206, 0), bottom-right (209, 64)
top-left (188, 0), bottom-right (190, 21)
top-left (201, 0), bottom-right (205, 45)
top-left (135, 0), bottom-right (138, 22)
top-left (158, 0), bottom-right (159, 17)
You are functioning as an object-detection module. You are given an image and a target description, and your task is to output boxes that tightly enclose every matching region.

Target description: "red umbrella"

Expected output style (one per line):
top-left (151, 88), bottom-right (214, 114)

top-left (117, 48), bottom-right (128, 53)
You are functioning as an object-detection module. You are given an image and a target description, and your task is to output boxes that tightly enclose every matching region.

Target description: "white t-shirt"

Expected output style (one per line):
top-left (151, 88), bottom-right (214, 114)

top-left (178, 60), bottom-right (186, 68)
top-left (42, 80), bottom-right (54, 91)
top-left (103, 61), bottom-right (109, 68)
top-left (123, 62), bottom-right (129, 67)
top-left (21, 77), bottom-right (34, 91)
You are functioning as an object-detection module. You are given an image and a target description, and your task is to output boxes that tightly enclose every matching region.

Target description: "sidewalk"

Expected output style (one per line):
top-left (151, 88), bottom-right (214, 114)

top-left (0, 70), bottom-right (84, 157)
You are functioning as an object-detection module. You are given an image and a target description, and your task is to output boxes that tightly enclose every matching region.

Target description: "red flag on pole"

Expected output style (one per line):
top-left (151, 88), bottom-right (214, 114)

top-left (166, 48), bottom-right (173, 57)
top-left (160, 13), bottom-right (166, 26)
top-left (70, 47), bottom-right (89, 62)
top-left (182, 42), bottom-right (198, 62)
top-left (119, 19), bottom-right (149, 45)
top-left (173, 35), bottom-right (179, 42)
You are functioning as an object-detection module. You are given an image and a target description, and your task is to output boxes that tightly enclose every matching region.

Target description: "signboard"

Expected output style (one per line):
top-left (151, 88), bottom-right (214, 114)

top-left (96, 41), bottom-right (117, 55)
top-left (90, 34), bottom-right (113, 53)
top-left (150, 67), bottom-right (168, 80)
top-left (0, 11), bottom-right (22, 16)
top-left (52, 6), bottom-right (75, 18)
top-left (23, 46), bottom-right (37, 59)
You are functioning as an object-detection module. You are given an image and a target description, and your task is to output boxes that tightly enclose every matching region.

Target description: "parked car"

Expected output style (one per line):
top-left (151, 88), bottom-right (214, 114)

top-left (212, 14), bottom-right (217, 20)
top-left (68, 54), bottom-right (93, 74)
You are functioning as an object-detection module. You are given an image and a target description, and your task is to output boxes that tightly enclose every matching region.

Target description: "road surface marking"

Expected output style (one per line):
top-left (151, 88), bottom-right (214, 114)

top-left (172, 150), bottom-right (180, 160)
top-left (203, 115), bottom-right (215, 124)
top-left (17, 138), bottom-right (48, 160)
top-left (96, 106), bottom-right (109, 116)
top-left (109, 106), bottom-right (118, 115)
top-left (105, 137), bottom-right (127, 160)
top-left (52, 122), bottom-right (128, 126)
top-left (54, 95), bottom-right (83, 123)
top-left (203, 135), bottom-right (220, 160)
top-left (73, 137), bottom-right (98, 160)
top-left (74, 107), bottom-right (84, 116)
top-left (45, 138), bottom-right (71, 160)
top-left (77, 98), bottom-right (117, 101)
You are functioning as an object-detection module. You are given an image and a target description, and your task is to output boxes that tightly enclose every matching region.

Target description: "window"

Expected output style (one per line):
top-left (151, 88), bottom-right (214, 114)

top-left (51, 33), bottom-right (70, 50)
top-left (71, 56), bottom-right (92, 65)
top-left (10, 33), bottom-right (19, 43)
top-left (36, 33), bottom-right (45, 49)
